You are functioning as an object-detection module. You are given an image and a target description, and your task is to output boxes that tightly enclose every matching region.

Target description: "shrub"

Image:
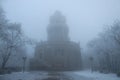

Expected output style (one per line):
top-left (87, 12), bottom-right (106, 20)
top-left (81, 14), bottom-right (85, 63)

top-left (117, 72), bottom-right (120, 77)
top-left (0, 68), bottom-right (12, 75)
top-left (0, 69), bottom-right (5, 75)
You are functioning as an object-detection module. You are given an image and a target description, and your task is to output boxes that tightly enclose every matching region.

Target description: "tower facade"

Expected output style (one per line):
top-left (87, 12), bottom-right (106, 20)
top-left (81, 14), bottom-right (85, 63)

top-left (47, 11), bottom-right (69, 42)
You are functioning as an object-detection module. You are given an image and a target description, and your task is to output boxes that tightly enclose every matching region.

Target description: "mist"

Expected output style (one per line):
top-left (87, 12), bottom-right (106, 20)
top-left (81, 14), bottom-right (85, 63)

top-left (1, 0), bottom-right (120, 80)
top-left (2, 0), bottom-right (120, 49)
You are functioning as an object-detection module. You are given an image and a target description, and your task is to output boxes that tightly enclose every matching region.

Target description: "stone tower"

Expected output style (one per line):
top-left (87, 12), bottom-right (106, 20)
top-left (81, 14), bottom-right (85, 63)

top-left (30, 11), bottom-right (82, 71)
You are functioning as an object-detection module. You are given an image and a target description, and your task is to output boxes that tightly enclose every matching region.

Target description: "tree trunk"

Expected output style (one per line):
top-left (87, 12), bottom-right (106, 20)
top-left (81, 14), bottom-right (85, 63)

top-left (1, 61), bottom-right (6, 70)
top-left (1, 51), bottom-right (11, 70)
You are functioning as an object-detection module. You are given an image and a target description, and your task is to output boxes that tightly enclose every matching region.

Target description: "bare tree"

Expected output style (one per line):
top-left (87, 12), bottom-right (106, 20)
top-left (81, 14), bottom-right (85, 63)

top-left (87, 20), bottom-right (120, 74)
top-left (0, 23), bottom-right (25, 69)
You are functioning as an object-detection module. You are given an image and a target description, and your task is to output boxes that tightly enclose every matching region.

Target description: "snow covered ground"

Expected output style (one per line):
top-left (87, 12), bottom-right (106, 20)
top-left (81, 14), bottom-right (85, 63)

top-left (0, 70), bottom-right (120, 80)
top-left (74, 70), bottom-right (120, 80)
top-left (0, 71), bottom-right (48, 80)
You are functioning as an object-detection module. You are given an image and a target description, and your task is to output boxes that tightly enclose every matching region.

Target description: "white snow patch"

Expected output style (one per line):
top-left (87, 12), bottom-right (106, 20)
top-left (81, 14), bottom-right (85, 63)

top-left (1, 70), bottom-right (120, 80)
top-left (74, 70), bottom-right (120, 80)
top-left (2, 71), bottom-right (48, 80)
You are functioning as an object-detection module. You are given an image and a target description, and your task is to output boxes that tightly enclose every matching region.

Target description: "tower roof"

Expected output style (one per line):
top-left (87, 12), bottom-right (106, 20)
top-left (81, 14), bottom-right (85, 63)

top-left (50, 11), bottom-right (66, 24)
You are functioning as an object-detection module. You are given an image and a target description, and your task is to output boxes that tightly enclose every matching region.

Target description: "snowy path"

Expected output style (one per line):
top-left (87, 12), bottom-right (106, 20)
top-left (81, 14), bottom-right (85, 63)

top-left (64, 72), bottom-right (94, 80)
top-left (0, 70), bottom-right (120, 80)
top-left (0, 71), bottom-right (94, 80)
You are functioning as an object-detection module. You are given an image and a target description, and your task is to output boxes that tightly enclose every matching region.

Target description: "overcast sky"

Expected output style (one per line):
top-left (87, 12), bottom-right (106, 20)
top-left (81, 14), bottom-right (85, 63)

top-left (1, 0), bottom-right (120, 49)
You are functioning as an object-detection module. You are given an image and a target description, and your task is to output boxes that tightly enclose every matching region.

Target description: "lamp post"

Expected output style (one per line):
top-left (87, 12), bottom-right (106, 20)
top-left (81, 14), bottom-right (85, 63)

top-left (22, 56), bottom-right (27, 73)
top-left (89, 57), bottom-right (94, 72)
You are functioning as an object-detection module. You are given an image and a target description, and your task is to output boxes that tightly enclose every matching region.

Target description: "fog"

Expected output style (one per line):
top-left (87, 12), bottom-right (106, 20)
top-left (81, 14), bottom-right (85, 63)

top-left (1, 0), bottom-right (120, 79)
top-left (1, 0), bottom-right (120, 50)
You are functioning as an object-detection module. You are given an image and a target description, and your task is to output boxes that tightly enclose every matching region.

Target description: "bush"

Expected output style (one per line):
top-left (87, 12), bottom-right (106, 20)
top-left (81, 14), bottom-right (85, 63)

top-left (0, 68), bottom-right (12, 75)
top-left (117, 72), bottom-right (120, 77)
top-left (0, 69), bottom-right (4, 75)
